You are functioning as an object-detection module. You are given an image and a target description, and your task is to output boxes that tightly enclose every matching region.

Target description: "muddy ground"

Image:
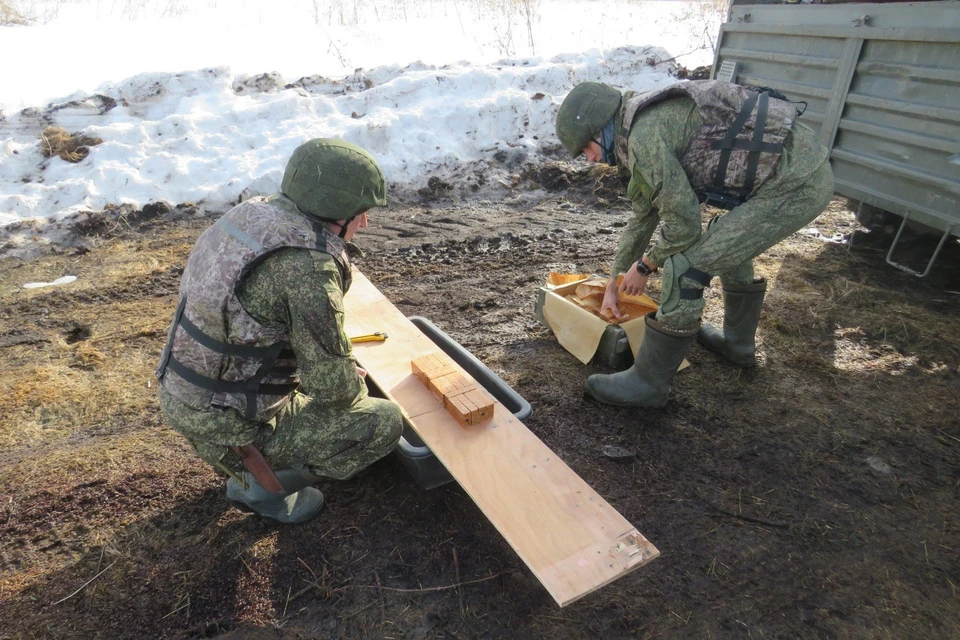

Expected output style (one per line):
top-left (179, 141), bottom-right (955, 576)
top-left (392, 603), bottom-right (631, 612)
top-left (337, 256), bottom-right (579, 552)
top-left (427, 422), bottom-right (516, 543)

top-left (1, 167), bottom-right (959, 639)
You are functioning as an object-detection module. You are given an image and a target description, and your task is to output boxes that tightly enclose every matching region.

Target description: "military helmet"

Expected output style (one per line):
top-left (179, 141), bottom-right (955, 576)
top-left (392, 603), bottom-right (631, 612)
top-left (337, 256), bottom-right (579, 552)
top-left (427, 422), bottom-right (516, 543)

top-left (555, 82), bottom-right (622, 158)
top-left (281, 138), bottom-right (387, 221)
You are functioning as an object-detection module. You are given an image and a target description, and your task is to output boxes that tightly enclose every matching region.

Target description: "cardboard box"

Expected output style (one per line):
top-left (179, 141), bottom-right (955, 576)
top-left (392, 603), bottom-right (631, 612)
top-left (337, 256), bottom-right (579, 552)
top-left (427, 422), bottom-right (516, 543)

top-left (534, 278), bottom-right (689, 371)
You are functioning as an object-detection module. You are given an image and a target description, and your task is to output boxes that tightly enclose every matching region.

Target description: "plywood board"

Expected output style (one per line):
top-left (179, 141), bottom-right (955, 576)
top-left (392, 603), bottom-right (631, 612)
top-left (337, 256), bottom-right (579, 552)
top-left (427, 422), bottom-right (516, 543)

top-left (344, 269), bottom-right (659, 607)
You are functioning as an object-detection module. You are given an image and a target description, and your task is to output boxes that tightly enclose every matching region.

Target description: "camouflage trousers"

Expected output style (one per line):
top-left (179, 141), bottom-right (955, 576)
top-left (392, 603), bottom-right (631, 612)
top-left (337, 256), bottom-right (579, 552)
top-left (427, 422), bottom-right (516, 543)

top-left (657, 127), bottom-right (835, 329)
top-left (159, 385), bottom-right (403, 481)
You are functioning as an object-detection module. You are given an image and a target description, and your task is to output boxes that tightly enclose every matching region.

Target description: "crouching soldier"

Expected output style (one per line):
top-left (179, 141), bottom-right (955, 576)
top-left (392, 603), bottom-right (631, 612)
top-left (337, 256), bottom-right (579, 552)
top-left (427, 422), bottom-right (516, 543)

top-left (555, 80), bottom-right (834, 408)
top-left (156, 139), bottom-right (404, 523)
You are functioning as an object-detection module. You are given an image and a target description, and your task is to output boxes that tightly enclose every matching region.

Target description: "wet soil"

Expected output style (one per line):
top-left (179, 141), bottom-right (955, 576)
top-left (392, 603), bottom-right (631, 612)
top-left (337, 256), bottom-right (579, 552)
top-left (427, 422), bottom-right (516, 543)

top-left (1, 171), bottom-right (959, 639)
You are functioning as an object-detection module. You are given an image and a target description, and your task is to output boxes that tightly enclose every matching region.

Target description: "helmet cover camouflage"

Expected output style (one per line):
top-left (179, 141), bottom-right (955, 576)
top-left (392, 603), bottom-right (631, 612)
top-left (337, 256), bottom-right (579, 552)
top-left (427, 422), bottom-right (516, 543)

top-left (281, 138), bottom-right (387, 221)
top-left (556, 82), bottom-right (622, 158)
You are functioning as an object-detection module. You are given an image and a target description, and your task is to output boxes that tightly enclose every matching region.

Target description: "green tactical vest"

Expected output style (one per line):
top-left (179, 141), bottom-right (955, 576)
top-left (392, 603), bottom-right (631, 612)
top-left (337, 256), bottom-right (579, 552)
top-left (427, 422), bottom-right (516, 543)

top-left (156, 196), bottom-right (351, 422)
top-left (616, 80), bottom-right (798, 206)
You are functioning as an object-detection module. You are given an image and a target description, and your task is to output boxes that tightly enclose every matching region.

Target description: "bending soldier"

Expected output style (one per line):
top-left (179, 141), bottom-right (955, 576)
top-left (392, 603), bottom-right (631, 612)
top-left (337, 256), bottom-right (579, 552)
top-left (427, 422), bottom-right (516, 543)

top-left (555, 80), bottom-right (834, 408)
top-left (156, 139), bottom-right (404, 523)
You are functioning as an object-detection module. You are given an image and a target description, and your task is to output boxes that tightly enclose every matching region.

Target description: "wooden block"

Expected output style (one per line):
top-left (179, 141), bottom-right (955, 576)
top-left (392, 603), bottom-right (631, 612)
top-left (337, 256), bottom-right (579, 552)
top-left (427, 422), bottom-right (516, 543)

top-left (463, 388), bottom-right (494, 423)
top-left (439, 373), bottom-right (474, 395)
top-left (412, 353), bottom-right (449, 381)
top-left (446, 387), bottom-right (495, 427)
top-left (428, 364), bottom-right (459, 380)
top-left (448, 379), bottom-right (493, 426)
top-left (410, 355), bottom-right (436, 383)
top-left (440, 379), bottom-right (478, 426)
top-left (446, 394), bottom-right (475, 426)
top-left (410, 351), bottom-right (493, 426)
top-left (411, 353), bottom-right (462, 383)
top-left (425, 353), bottom-right (451, 373)
top-left (427, 371), bottom-right (449, 390)
top-left (411, 353), bottom-right (440, 375)
top-left (430, 373), bottom-right (475, 407)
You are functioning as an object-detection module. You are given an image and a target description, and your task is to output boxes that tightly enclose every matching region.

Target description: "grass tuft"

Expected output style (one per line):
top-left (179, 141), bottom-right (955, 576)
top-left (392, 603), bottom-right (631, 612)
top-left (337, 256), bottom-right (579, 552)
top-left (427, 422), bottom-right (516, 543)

top-left (40, 126), bottom-right (104, 163)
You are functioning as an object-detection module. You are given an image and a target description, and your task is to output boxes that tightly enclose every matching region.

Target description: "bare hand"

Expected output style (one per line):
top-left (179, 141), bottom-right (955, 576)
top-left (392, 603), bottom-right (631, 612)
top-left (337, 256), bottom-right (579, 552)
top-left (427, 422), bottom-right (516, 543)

top-left (356, 366), bottom-right (367, 379)
top-left (619, 262), bottom-right (649, 296)
top-left (600, 277), bottom-right (622, 319)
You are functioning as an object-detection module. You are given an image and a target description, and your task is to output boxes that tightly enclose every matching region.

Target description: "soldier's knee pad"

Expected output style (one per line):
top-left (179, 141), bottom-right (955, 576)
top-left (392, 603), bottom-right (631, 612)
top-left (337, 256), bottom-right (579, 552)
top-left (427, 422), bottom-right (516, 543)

top-left (660, 253), bottom-right (713, 316)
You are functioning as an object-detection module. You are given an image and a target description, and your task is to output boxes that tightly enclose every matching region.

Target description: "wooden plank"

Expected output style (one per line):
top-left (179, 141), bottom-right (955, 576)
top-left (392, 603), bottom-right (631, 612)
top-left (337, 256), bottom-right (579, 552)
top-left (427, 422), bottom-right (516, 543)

top-left (343, 269), bottom-right (659, 607)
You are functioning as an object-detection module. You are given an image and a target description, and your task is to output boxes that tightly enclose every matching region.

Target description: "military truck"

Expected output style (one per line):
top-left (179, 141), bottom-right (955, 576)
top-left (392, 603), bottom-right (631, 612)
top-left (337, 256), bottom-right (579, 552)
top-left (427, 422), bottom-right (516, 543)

top-left (710, 0), bottom-right (959, 276)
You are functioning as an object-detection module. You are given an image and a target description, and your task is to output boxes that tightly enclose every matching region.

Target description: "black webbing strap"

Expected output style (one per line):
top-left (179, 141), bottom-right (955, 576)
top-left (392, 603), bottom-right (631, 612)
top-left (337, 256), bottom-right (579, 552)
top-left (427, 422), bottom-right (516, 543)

top-left (178, 312), bottom-right (295, 360)
top-left (271, 366), bottom-right (299, 376)
top-left (700, 191), bottom-right (743, 211)
top-left (331, 214), bottom-right (359, 240)
top-left (742, 91), bottom-right (770, 197)
top-left (161, 301), bottom-right (300, 417)
top-left (165, 355), bottom-right (300, 397)
top-left (711, 91), bottom-right (759, 192)
top-left (750, 85), bottom-right (807, 116)
top-left (679, 266), bottom-right (713, 300)
top-left (241, 341), bottom-right (289, 419)
top-left (684, 266), bottom-right (713, 287)
top-left (156, 296), bottom-right (188, 379)
top-left (710, 90), bottom-right (785, 202)
top-left (721, 139), bottom-right (781, 153)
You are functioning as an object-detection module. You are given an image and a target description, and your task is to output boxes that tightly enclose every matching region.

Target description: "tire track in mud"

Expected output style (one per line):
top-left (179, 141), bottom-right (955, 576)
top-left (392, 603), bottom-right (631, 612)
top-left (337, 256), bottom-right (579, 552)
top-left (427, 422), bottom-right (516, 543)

top-left (360, 223), bottom-right (620, 366)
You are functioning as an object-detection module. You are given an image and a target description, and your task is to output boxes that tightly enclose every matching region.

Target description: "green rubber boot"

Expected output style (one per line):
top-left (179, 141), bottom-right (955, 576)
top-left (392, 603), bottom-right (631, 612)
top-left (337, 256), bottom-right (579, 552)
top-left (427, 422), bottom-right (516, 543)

top-left (225, 467), bottom-right (325, 524)
top-left (584, 313), bottom-right (699, 408)
top-left (698, 279), bottom-right (766, 367)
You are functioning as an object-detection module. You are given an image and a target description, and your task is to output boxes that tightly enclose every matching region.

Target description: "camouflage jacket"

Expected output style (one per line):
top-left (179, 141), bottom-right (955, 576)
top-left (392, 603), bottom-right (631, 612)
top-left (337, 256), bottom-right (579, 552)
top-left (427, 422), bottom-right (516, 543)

top-left (610, 83), bottom-right (804, 273)
top-left (157, 195), bottom-right (354, 423)
top-left (616, 80), bottom-right (797, 205)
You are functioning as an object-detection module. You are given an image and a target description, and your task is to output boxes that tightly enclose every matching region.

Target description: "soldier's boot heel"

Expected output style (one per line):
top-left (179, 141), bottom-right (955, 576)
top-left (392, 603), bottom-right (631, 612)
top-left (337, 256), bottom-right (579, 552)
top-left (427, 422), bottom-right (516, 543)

top-left (584, 313), bottom-right (699, 408)
top-left (698, 279), bottom-right (766, 367)
top-left (225, 468), bottom-right (325, 524)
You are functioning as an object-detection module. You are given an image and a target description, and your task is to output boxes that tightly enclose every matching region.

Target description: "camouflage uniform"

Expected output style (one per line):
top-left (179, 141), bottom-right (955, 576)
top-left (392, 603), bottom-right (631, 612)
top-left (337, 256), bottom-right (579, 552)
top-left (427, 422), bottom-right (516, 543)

top-left (157, 201), bottom-right (402, 481)
top-left (557, 81), bottom-right (835, 407)
top-left (611, 94), bottom-right (834, 328)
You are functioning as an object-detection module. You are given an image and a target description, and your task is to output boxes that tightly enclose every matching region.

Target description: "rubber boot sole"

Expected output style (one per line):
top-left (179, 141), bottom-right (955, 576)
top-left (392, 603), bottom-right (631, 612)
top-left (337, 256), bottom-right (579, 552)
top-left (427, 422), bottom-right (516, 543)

top-left (583, 387), bottom-right (668, 409)
top-left (227, 499), bottom-right (257, 515)
top-left (697, 332), bottom-right (757, 368)
top-left (227, 497), bottom-right (325, 523)
top-left (697, 334), bottom-right (757, 369)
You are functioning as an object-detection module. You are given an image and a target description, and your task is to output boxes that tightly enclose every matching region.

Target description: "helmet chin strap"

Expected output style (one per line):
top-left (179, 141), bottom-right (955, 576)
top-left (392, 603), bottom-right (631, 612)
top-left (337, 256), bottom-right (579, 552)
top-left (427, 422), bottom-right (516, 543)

top-left (598, 119), bottom-right (617, 166)
top-left (330, 214), bottom-right (358, 239)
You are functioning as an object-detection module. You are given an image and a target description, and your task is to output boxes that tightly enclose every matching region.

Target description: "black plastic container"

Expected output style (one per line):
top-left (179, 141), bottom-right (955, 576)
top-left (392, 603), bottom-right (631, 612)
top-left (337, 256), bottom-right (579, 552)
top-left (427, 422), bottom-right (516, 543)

top-left (395, 316), bottom-right (532, 489)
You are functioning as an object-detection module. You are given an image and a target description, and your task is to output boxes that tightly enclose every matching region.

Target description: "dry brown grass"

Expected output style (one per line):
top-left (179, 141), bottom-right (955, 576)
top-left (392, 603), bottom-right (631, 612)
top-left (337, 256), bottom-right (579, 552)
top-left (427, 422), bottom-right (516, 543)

top-left (762, 210), bottom-right (959, 376)
top-left (40, 126), bottom-right (104, 163)
top-left (0, 227), bottom-right (194, 502)
top-left (0, 221), bottom-right (215, 616)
